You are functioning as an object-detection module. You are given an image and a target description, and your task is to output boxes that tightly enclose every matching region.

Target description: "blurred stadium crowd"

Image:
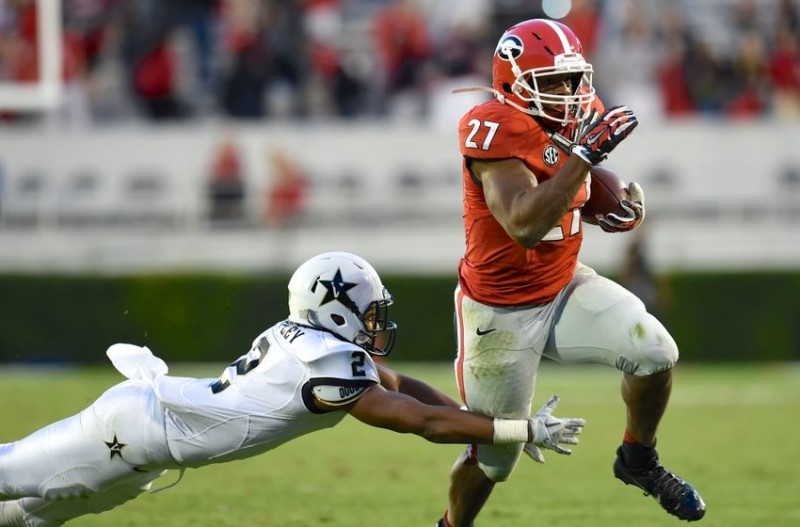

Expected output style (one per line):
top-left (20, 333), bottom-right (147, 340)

top-left (0, 0), bottom-right (798, 126)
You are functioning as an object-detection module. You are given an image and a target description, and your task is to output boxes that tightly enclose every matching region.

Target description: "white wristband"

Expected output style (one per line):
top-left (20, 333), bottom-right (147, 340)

top-left (492, 418), bottom-right (531, 444)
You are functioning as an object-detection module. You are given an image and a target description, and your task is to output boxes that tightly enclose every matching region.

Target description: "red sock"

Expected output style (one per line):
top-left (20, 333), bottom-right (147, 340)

top-left (441, 511), bottom-right (455, 527)
top-left (623, 430), bottom-right (638, 444)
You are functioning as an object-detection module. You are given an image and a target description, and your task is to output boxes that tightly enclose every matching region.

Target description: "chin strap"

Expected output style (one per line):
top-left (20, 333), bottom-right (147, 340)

top-left (451, 86), bottom-right (578, 133)
top-left (451, 85), bottom-right (501, 98)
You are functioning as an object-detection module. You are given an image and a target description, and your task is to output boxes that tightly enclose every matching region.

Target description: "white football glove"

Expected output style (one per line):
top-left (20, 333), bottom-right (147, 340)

top-left (523, 395), bottom-right (586, 464)
top-left (598, 182), bottom-right (646, 233)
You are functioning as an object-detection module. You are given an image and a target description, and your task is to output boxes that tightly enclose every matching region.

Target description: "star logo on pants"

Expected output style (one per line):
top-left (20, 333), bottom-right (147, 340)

top-left (105, 434), bottom-right (127, 460)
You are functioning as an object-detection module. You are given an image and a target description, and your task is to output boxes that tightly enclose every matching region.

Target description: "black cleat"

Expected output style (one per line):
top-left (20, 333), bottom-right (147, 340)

top-left (614, 447), bottom-right (706, 522)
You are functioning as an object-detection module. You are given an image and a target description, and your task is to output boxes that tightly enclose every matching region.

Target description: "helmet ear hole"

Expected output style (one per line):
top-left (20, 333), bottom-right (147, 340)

top-left (330, 314), bottom-right (346, 326)
top-left (502, 82), bottom-right (513, 93)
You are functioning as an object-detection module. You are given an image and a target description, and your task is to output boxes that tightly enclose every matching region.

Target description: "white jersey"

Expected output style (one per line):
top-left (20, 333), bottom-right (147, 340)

top-left (154, 320), bottom-right (380, 467)
top-left (0, 323), bottom-right (381, 526)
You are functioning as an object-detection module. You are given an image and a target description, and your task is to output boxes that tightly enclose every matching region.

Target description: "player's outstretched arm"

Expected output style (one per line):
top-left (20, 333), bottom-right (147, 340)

top-left (347, 383), bottom-right (499, 444)
top-left (375, 364), bottom-right (462, 408)
top-left (346, 378), bottom-right (586, 451)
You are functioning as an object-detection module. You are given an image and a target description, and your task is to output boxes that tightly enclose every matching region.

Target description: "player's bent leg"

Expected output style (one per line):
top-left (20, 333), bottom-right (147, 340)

top-left (0, 381), bottom-right (171, 503)
top-left (550, 266), bottom-right (705, 521)
top-left (445, 448), bottom-right (495, 527)
top-left (616, 369), bottom-right (705, 520)
top-left (0, 412), bottom-right (104, 502)
top-left (450, 288), bottom-right (543, 527)
top-left (548, 264), bottom-right (679, 374)
top-left (473, 443), bottom-right (525, 483)
top-left (622, 369), bottom-right (672, 446)
top-left (446, 441), bottom-right (525, 527)
top-left (0, 501), bottom-right (26, 527)
top-left (446, 443), bottom-right (524, 527)
top-left (15, 470), bottom-right (165, 527)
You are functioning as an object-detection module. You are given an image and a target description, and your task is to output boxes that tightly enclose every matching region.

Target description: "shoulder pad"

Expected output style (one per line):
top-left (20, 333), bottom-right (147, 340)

top-left (308, 346), bottom-right (379, 384)
top-left (311, 380), bottom-right (375, 407)
top-left (459, 100), bottom-right (544, 159)
top-left (301, 345), bottom-right (380, 413)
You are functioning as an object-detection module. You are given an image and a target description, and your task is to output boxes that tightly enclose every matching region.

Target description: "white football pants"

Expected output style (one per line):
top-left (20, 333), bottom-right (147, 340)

top-left (0, 380), bottom-right (175, 526)
top-left (454, 263), bottom-right (678, 481)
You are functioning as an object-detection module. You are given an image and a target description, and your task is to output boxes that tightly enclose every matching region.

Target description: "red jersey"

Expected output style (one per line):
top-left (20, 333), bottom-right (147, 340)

top-left (457, 98), bottom-right (602, 306)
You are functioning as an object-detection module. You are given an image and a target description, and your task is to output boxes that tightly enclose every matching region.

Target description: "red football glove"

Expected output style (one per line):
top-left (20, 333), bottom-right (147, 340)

top-left (598, 182), bottom-right (646, 233)
top-left (571, 105), bottom-right (639, 166)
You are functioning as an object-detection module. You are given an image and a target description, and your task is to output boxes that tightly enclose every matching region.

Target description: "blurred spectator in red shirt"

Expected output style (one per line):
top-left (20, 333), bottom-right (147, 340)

top-left (372, 0), bottom-right (432, 116)
top-left (657, 37), bottom-right (695, 117)
top-left (264, 148), bottom-right (308, 228)
top-left (302, 0), bottom-right (365, 118)
top-left (116, 0), bottom-right (188, 120)
top-left (208, 135), bottom-right (246, 223)
top-left (218, 0), bottom-right (267, 118)
top-left (768, 24), bottom-right (800, 118)
top-left (725, 29), bottom-right (768, 118)
top-left (132, 37), bottom-right (185, 119)
top-left (219, 0), bottom-right (307, 119)
top-left (655, 7), bottom-right (695, 117)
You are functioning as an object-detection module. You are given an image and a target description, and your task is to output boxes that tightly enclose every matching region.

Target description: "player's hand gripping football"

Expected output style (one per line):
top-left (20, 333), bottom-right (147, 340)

top-left (598, 182), bottom-right (646, 233)
top-left (523, 394), bottom-right (586, 464)
top-left (571, 105), bottom-right (638, 167)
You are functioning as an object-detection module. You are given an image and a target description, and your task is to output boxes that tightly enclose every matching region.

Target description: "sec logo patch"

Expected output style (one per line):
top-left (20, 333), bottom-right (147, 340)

top-left (543, 145), bottom-right (559, 166)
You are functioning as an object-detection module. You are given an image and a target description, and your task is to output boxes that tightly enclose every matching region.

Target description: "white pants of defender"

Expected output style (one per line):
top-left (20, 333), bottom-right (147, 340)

top-left (0, 380), bottom-right (174, 527)
top-left (454, 263), bottom-right (678, 482)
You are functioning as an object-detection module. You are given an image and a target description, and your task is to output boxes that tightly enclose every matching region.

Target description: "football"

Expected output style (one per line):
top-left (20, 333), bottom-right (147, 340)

top-left (581, 166), bottom-right (629, 224)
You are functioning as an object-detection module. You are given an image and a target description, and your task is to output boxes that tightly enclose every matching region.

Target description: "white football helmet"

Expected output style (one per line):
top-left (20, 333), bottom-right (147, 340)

top-left (288, 252), bottom-right (397, 356)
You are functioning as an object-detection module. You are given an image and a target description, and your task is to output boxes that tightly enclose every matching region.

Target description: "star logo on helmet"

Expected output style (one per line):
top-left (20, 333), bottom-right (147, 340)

top-left (496, 35), bottom-right (523, 61)
top-left (316, 268), bottom-right (357, 307)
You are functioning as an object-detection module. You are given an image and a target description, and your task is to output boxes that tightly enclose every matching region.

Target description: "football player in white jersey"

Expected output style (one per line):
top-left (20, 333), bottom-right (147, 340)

top-left (0, 251), bottom-right (585, 527)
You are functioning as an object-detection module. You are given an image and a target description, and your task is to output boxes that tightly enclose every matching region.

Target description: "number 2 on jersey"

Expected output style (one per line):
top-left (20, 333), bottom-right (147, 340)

top-left (465, 119), bottom-right (500, 150)
top-left (211, 337), bottom-right (270, 393)
top-left (351, 351), bottom-right (366, 377)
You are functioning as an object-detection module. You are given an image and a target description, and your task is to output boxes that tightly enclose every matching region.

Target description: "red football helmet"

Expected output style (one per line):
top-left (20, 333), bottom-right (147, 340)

top-left (492, 19), bottom-right (595, 126)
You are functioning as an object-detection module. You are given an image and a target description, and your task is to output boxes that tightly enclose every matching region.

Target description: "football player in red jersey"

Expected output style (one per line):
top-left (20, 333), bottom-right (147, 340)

top-left (436, 19), bottom-right (705, 526)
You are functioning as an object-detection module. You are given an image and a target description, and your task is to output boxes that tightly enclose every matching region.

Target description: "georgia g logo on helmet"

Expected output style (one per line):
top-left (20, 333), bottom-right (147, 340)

top-left (496, 35), bottom-right (523, 62)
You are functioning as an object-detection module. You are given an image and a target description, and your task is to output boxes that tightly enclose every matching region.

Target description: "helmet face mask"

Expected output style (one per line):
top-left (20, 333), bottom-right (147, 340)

top-left (492, 19), bottom-right (595, 126)
top-left (288, 252), bottom-right (397, 356)
top-left (358, 300), bottom-right (396, 356)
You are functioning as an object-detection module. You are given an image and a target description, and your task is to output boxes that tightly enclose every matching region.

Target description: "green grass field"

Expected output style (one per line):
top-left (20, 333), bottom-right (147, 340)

top-left (1, 362), bottom-right (798, 527)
